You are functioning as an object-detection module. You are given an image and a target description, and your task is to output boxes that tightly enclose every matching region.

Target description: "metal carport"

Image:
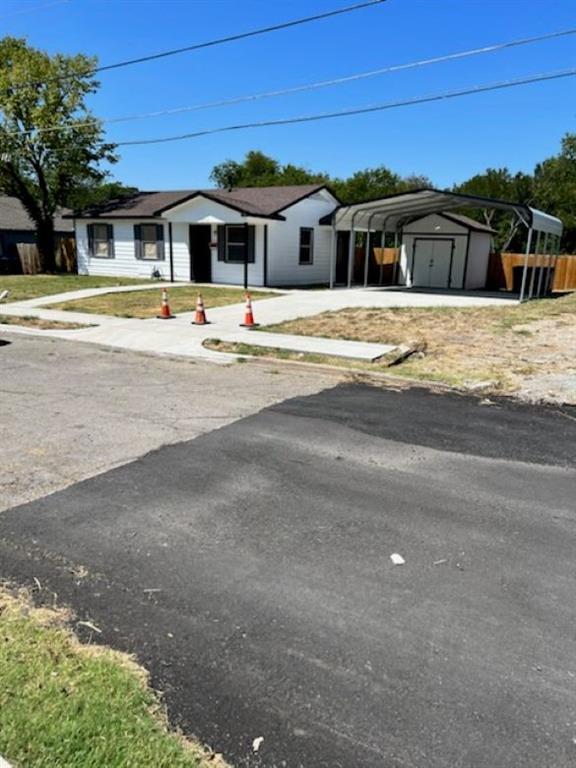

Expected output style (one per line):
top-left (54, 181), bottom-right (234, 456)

top-left (321, 189), bottom-right (563, 301)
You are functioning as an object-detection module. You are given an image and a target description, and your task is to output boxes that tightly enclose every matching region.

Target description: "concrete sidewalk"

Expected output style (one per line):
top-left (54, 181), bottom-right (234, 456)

top-left (0, 285), bottom-right (513, 363)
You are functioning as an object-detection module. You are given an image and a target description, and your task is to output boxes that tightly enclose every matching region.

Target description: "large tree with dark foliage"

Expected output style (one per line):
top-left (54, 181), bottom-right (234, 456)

top-left (0, 37), bottom-right (116, 271)
top-left (210, 150), bottom-right (432, 204)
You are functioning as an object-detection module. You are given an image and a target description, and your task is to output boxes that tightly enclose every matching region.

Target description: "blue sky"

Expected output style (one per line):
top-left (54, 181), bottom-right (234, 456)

top-left (3, 0), bottom-right (575, 190)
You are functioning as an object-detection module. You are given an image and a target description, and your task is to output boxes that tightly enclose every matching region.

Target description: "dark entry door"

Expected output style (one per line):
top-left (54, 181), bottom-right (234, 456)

top-left (189, 225), bottom-right (212, 283)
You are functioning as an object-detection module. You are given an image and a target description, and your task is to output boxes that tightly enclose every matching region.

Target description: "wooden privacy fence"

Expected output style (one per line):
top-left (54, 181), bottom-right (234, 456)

top-left (487, 252), bottom-right (576, 293)
top-left (16, 236), bottom-right (76, 274)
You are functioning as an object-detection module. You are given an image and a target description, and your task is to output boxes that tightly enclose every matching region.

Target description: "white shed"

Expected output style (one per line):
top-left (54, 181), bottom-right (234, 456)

top-left (399, 212), bottom-right (495, 290)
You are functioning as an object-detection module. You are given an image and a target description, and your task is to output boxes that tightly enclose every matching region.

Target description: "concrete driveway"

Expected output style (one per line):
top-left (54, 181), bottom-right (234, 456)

top-left (0, 349), bottom-right (574, 767)
top-left (0, 284), bottom-right (514, 362)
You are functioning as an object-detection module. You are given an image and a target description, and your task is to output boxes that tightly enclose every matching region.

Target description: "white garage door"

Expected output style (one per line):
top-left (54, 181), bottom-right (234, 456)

top-left (412, 239), bottom-right (454, 288)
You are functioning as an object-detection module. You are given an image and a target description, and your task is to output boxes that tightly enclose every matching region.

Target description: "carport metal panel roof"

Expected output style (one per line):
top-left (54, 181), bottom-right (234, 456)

top-left (323, 188), bottom-right (563, 236)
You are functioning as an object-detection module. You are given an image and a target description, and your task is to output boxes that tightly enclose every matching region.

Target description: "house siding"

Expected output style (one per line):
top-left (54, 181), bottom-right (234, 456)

top-left (465, 232), bottom-right (491, 289)
top-left (266, 192), bottom-right (336, 286)
top-left (77, 220), bottom-right (172, 280)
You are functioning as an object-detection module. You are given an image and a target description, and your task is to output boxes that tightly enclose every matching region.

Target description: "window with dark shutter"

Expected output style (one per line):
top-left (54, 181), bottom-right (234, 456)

top-left (299, 227), bottom-right (314, 265)
top-left (217, 225), bottom-right (226, 261)
top-left (89, 222), bottom-right (114, 258)
top-left (135, 223), bottom-right (165, 260)
top-left (224, 225), bottom-right (255, 263)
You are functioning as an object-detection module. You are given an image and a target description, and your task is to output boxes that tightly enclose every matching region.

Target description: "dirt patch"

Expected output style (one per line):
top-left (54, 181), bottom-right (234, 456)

top-left (247, 293), bottom-right (576, 399)
top-left (0, 315), bottom-right (93, 330)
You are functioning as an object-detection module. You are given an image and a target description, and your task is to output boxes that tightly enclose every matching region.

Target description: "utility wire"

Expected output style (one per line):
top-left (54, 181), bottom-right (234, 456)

top-left (4, 0), bottom-right (386, 90)
top-left (0, 0), bottom-right (69, 21)
top-left (9, 26), bottom-right (576, 138)
top-left (114, 67), bottom-right (576, 146)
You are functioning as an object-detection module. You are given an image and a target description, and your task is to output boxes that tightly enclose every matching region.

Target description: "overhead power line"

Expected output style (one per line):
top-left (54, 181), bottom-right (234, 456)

top-left (9, 26), bottom-right (576, 139)
top-left (5, 0), bottom-right (386, 90)
top-left (114, 67), bottom-right (576, 147)
top-left (93, 0), bottom-right (386, 74)
top-left (0, 0), bottom-right (69, 21)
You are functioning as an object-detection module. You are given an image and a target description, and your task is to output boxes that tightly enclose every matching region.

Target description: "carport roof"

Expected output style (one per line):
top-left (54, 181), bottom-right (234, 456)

top-left (319, 188), bottom-right (563, 236)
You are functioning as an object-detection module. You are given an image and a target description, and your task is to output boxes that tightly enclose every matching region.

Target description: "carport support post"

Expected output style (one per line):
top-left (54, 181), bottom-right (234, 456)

top-left (536, 232), bottom-right (549, 297)
top-left (379, 217), bottom-right (391, 286)
top-left (519, 227), bottom-right (533, 303)
top-left (542, 233), bottom-right (554, 296)
top-left (364, 214), bottom-right (376, 287)
top-left (329, 221), bottom-right (336, 289)
top-left (347, 214), bottom-right (357, 288)
top-left (549, 234), bottom-right (560, 293)
top-left (528, 230), bottom-right (541, 300)
top-left (392, 229), bottom-right (400, 286)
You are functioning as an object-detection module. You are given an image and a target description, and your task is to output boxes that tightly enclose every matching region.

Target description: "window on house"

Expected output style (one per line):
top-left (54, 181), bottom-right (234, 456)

top-left (226, 226), bottom-right (248, 263)
top-left (299, 227), bottom-right (314, 265)
top-left (135, 224), bottom-right (164, 260)
top-left (217, 225), bottom-right (255, 263)
top-left (88, 223), bottom-right (114, 258)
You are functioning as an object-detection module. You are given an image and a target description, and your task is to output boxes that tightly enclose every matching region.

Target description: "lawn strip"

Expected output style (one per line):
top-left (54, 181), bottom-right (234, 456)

top-left (0, 586), bottom-right (225, 768)
top-left (0, 275), bottom-right (153, 303)
top-left (51, 286), bottom-right (278, 318)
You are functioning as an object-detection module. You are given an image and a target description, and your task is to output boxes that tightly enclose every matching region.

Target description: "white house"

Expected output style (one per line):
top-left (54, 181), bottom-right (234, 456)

top-left (398, 212), bottom-right (495, 290)
top-left (70, 184), bottom-right (558, 297)
top-left (70, 184), bottom-right (340, 287)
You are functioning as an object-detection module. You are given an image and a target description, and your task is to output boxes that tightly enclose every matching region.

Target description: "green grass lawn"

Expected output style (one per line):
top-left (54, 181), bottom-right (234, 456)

top-left (0, 588), bottom-right (221, 768)
top-left (0, 275), bottom-right (153, 303)
top-left (52, 285), bottom-right (278, 318)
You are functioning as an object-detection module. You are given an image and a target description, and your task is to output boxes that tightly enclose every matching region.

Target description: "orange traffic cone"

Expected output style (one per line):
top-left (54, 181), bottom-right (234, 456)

top-left (191, 293), bottom-right (210, 325)
top-left (157, 288), bottom-right (174, 319)
top-left (240, 292), bottom-right (259, 328)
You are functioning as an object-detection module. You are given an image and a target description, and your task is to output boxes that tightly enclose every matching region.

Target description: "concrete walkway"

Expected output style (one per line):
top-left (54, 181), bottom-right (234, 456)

top-left (0, 284), bottom-right (514, 363)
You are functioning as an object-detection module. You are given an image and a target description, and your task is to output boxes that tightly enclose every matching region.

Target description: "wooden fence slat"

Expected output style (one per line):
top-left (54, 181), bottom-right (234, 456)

top-left (488, 253), bottom-right (576, 292)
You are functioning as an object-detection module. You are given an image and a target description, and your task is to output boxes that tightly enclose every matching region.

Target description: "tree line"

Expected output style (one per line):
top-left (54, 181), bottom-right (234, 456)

top-left (210, 140), bottom-right (576, 253)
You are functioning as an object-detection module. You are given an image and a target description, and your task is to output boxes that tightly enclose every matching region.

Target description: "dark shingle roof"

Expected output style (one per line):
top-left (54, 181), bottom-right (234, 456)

top-left (70, 184), bottom-right (331, 220)
top-left (0, 196), bottom-right (74, 232)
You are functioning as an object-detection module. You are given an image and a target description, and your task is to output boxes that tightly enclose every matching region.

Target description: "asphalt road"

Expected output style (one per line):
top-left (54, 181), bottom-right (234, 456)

top-left (1, 381), bottom-right (575, 767)
top-left (0, 333), bottom-right (331, 510)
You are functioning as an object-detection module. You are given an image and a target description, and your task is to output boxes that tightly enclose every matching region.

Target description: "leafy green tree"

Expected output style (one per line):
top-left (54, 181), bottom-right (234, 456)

top-left (67, 180), bottom-right (139, 213)
top-left (455, 168), bottom-right (534, 251)
top-left (210, 150), bottom-right (328, 189)
top-left (533, 134), bottom-right (576, 252)
top-left (0, 37), bottom-right (116, 271)
top-left (210, 151), bottom-right (432, 205)
top-left (210, 151), bottom-right (280, 188)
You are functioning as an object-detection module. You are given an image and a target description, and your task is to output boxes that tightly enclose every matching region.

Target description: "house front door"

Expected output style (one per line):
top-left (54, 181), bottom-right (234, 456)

top-left (189, 225), bottom-right (212, 283)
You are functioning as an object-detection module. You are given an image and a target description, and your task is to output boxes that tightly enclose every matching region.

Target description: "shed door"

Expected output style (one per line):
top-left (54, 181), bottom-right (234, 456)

top-left (412, 239), bottom-right (454, 288)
